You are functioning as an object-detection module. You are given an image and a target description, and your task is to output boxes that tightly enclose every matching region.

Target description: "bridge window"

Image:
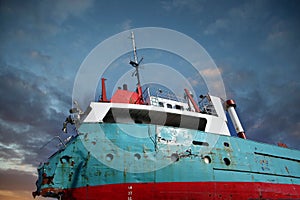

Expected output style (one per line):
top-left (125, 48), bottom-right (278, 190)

top-left (158, 102), bottom-right (164, 107)
top-left (175, 105), bottom-right (182, 110)
top-left (167, 104), bottom-right (172, 108)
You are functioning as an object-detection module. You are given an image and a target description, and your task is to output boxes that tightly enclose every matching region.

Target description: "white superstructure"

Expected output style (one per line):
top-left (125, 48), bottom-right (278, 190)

top-left (81, 94), bottom-right (230, 136)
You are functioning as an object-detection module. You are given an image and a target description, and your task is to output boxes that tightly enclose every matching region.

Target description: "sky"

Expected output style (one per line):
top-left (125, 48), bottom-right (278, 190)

top-left (0, 0), bottom-right (300, 199)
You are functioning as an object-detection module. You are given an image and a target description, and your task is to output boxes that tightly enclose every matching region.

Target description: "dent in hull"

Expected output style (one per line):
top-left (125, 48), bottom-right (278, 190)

top-left (34, 123), bottom-right (300, 199)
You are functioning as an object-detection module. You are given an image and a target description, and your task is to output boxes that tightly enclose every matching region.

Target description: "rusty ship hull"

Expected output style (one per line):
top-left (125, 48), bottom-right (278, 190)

top-left (35, 122), bottom-right (300, 199)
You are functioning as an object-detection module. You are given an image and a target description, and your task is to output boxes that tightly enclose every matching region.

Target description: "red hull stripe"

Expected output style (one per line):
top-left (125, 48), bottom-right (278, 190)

top-left (59, 182), bottom-right (300, 200)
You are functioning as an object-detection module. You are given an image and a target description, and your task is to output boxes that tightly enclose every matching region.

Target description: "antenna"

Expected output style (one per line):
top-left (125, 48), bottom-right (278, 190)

top-left (129, 31), bottom-right (144, 104)
top-left (131, 31), bottom-right (138, 64)
top-left (129, 31), bottom-right (143, 86)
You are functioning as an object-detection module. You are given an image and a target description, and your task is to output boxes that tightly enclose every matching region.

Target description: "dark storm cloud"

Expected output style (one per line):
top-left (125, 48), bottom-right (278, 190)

top-left (0, 63), bottom-right (72, 166)
top-left (0, 145), bottom-right (22, 160)
top-left (208, 0), bottom-right (300, 150)
top-left (0, 0), bottom-right (93, 174)
top-left (223, 61), bottom-right (300, 150)
top-left (0, 64), bottom-right (69, 125)
top-left (246, 82), bottom-right (300, 149)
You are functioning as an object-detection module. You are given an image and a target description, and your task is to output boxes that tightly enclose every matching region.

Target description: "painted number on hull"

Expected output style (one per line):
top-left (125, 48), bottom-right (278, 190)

top-left (128, 185), bottom-right (133, 200)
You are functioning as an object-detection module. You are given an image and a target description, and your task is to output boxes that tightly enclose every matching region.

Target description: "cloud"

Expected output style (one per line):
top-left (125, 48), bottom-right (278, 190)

top-left (160, 0), bottom-right (204, 13)
top-left (261, 20), bottom-right (300, 64)
top-left (0, 190), bottom-right (33, 200)
top-left (188, 76), bottom-right (201, 87)
top-left (0, 65), bottom-right (65, 124)
top-left (203, 1), bottom-right (270, 36)
top-left (121, 19), bottom-right (133, 31)
top-left (200, 1), bottom-right (300, 150)
top-left (0, 0), bottom-right (95, 39)
top-left (49, 0), bottom-right (95, 23)
top-left (0, 169), bottom-right (36, 190)
top-left (204, 19), bottom-right (229, 35)
top-left (228, 0), bottom-right (266, 20)
top-left (200, 68), bottom-right (222, 77)
top-left (0, 64), bottom-right (72, 173)
top-left (0, 1), bottom-right (91, 177)
top-left (0, 169), bottom-right (36, 200)
top-left (30, 50), bottom-right (51, 61)
top-left (222, 63), bottom-right (300, 150)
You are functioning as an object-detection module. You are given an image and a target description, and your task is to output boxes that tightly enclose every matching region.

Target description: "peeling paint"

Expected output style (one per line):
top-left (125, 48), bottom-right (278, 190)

top-left (33, 123), bottom-right (300, 199)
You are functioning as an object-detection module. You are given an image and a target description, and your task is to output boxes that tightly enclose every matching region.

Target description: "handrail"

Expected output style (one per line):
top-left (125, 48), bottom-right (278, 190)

top-left (39, 136), bottom-right (66, 150)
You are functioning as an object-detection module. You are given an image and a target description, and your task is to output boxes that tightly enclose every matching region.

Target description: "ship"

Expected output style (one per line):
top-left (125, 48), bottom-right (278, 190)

top-left (33, 31), bottom-right (300, 199)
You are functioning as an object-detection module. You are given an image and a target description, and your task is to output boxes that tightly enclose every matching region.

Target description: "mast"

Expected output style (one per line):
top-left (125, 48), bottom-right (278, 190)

top-left (131, 32), bottom-right (138, 64)
top-left (130, 32), bottom-right (142, 86)
top-left (129, 31), bottom-right (144, 104)
top-left (184, 88), bottom-right (201, 113)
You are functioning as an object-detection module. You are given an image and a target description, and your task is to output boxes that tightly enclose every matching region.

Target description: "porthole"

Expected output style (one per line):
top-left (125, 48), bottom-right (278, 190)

top-left (224, 142), bottom-right (230, 147)
top-left (223, 157), bottom-right (231, 166)
top-left (193, 140), bottom-right (209, 146)
top-left (203, 156), bottom-right (211, 164)
top-left (106, 153), bottom-right (114, 162)
top-left (134, 153), bottom-right (141, 160)
top-left (171, 153), bottom-right (179, 162)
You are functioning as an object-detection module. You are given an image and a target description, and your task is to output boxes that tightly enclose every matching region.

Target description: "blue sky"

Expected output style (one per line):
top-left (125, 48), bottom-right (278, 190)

top-left (1, 0), bottom-right (300, 199)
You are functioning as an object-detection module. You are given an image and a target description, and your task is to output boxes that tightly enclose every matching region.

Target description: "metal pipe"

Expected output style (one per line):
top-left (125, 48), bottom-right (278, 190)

top-left (184, 89), bottom-right (201, 113)
top-left (226, 99), bottom-right (246, 139)
top-left (100, 78), bottom-right (108, 102)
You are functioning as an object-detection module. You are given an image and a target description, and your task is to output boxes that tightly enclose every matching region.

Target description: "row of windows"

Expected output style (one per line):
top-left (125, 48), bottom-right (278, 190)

top-left (158, 102), bottom-right (184, 110)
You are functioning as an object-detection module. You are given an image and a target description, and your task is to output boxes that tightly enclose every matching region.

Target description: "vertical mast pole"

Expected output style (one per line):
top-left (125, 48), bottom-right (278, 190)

top-left (131, 32), bottom-right (141, 86)
top-left (130, 31), bottom-right (143, 104)
top-left (131, 31), bottom-right (138, 64)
